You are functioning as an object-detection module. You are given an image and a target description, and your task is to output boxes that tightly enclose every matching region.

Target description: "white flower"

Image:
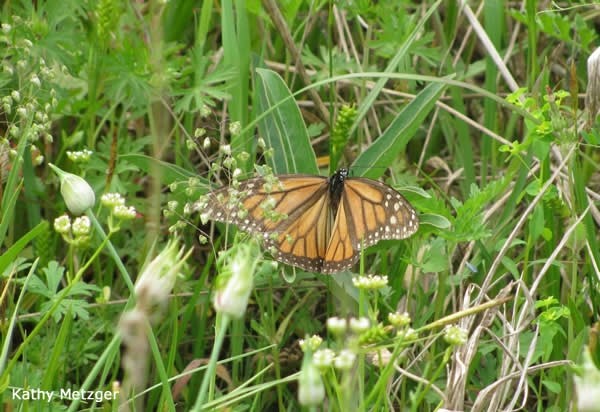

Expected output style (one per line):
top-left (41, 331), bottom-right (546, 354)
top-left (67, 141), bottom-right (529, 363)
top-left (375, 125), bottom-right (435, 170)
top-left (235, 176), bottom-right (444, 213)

top-left (313, 349), bottom-right (335, 369)
top-left (388, 311), bottom-right (411, 328)
top-left (299, 335), bottom-right (323, 352)
top-left (326, 317), bottom-right (347, 335)
top-left (53, 214), bottom-right (71, 234)
top-left (30, 74), bottom-right (41, 87)
top-left (352, 274), bottom-right (388, 289)
top-left (443, 325), bottom-right (468, 346)
top-left (229, 121), bottom-right (241, 136)
top-left (349, 317), bottom-right (370, 334)
top-left (220, 144), bottom-right (231, 155)
top-left (72, 216), bottom-right (91, 236)
top-left (101, 193), bottom-right (125, 208)
top-left (49, 164), bottom-right (95, 215)
top-left (334, 349), bottom-right (356, 371)
top-left (113, 205), bottom-right (137, 220)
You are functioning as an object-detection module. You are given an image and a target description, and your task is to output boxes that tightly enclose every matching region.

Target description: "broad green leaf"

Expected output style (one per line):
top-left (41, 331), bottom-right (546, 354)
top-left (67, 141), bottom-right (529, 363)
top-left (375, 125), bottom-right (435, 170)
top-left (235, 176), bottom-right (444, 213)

top-left (254, 68), bottom-right (318, 174)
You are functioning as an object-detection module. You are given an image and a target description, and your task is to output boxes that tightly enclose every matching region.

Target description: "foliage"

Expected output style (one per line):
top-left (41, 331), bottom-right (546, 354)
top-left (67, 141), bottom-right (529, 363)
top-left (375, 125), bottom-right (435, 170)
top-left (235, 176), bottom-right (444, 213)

top-left (0, 0), bottom-right (598, 411)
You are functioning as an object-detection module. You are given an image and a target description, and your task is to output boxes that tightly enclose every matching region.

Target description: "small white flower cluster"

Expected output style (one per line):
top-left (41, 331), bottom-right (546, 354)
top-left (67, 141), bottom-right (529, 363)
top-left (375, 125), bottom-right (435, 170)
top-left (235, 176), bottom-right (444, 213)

top-left (53, 214), bottom-right (91, 247)
top-left (101, 193), bottom-right (137, 220)
top-left (2, 49), bottom-right (59, 144)
top-left (228, 121), bottom-right (241, 136)
top-left (443, 325), bottom-right (468, 346)
top-left (299, 335), bottom-right (323, 352)
top-left (388, 311), bottom-right (411, 328)
top-left (66, 149), bottom-right (93, 163)
top-left (352, 274), bottom-right (388, 290)
top-left (309, 346), bottom-right (357, 372)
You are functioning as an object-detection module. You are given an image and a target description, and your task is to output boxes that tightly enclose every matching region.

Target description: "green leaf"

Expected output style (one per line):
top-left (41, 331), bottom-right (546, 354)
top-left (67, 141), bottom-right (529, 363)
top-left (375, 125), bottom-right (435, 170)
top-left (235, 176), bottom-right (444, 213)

top-left (419, 213), bottom-right (451, 230)
top-left (420, 238), bottom-right (448, 273)
top-left (352, 80), bottom-right (448, 178)
top-left (254, 68), bottom-right (318, 174)
top-left (541, 379), bottom-right (562, 394)
top-left (0, 221), bottom-right (48, 275)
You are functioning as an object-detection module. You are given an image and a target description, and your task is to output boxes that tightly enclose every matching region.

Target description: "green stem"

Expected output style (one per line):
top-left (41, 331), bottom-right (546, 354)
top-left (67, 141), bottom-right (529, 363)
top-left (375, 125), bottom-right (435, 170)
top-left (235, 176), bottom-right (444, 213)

top-left (87, 210), bottom-right (135, 295)
top-left (192, 313), bottom-right (231, 410)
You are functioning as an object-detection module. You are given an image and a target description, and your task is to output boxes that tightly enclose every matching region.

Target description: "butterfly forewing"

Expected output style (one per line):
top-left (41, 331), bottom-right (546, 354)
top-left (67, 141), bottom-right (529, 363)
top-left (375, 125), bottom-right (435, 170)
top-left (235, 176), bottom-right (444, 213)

top-left (267, 187), bottom-right (331, 272)
top-left (201, 175), bottom-right (333, 272)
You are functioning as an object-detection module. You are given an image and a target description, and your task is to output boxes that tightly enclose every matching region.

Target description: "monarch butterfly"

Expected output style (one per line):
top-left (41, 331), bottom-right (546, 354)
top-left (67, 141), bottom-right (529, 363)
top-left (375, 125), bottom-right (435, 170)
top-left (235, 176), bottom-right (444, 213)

top-left (198, 168), bottom-right (419, 273)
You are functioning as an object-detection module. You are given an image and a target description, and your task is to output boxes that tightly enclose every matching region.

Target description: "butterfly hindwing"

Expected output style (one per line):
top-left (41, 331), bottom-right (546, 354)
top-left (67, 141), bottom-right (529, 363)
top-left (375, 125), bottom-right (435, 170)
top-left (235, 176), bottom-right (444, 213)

top-left (320, 177), bottom-right (419, 273)
top-left (343, 178), bottom-right (419, 249)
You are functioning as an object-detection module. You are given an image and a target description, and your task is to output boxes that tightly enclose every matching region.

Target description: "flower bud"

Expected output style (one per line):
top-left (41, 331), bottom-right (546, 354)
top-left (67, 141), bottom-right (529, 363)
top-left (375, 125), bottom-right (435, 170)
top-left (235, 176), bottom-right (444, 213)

top-left (135, 240), bottom-right (191, 315)
top-left (299, 335), bottom-right (323, 352)
top-left (333, 349), bottom-right (356, 371)
top-left (49, 163), bottom-right (95, 215)
top-left (326, 317), bottom-right (347, 335)
top-left (298, 355), bottom-right (325, 406)
top-left (574, 346), bottom-right (600, 412)
top-left (213, 241), bottom-right (260, 319)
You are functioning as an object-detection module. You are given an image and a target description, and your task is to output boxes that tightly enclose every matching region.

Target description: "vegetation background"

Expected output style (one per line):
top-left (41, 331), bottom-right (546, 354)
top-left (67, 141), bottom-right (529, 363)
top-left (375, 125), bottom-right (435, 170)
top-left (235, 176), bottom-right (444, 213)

top-left (1, 0), bottom-right (599, 411)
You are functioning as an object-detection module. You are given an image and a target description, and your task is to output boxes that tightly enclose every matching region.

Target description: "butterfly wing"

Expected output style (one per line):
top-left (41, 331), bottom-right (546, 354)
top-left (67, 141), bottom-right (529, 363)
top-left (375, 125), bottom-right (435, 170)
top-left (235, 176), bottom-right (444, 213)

top-left (200, 175), bottom-right (332, 272)
top-left (321, 177), bottom-right (419, 273)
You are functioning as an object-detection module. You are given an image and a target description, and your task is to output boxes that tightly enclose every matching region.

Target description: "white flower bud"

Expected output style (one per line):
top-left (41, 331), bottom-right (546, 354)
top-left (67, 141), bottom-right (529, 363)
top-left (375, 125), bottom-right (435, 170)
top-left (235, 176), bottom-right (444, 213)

top-left (213, 242), bottom-right (260, 318)
top-left (326, 317), bottom-right (347, 335)
top-left (349, 317), bottom-right (370, 334)
top-left (587, 47), bottom-right (600, 123)
top-left (298, 357), bottom-right (325, 406)
top-left (30, 73), bottom-right (41, 87)
top-left (135, 241), bottom-right (190, 311)
top-left (49, 164), bottom-right (95, 215)
top-left (574, 347), bottom-right (600, 412)
top-left (334, 349), bottom-right (356, 371)
top-left (53, 214), bottom-right (71, 234)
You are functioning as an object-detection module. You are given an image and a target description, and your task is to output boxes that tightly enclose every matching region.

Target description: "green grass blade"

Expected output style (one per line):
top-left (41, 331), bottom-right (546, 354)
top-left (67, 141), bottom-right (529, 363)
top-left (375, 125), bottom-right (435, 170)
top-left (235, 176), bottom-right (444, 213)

top-left (352, 80), bottom-right (448, 178)
top-left (0, 259), bottom-right (39, 377)
top-left (349, 0), bottom-right (442, 137)
top-left (0, 221), bottom-right (47, 273)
